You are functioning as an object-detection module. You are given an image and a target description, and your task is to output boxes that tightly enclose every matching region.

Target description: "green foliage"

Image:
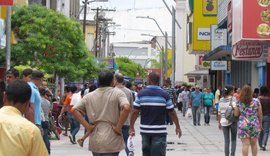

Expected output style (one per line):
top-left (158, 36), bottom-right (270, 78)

top-left (11, 5), bottom-right (99, 81)
top-left (115, 57), bottom-right (147, 78)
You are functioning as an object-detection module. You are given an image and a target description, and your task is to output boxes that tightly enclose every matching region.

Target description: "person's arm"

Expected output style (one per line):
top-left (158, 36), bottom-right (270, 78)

top-left (257, 103), bottom-right (263, 130)
top-left (112, 103), bottom-right (130, 135)
top-left (168, 110), bottom-right (182, 138)
top-left (58, 104), bottom-right (66, 120)
top-left (129, 108), bottom-right (140, 136)
top-left (71, 109), bottom-right (95, 132)
top-left (189, 93), bottom-right (193, 107)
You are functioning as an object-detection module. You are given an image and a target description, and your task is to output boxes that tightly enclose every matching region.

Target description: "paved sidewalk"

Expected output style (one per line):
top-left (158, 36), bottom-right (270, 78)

top-left (51, 111), bottom-right (269, 156)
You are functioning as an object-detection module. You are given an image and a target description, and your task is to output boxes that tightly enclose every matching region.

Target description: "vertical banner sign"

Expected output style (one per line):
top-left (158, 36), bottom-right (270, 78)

top-left (0, 0), bottom-right (13, 5)
top-left (203, 0), bottom-right (217, 16)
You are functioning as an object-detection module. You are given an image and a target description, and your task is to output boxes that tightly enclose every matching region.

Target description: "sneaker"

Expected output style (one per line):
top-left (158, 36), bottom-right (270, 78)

top-left (198, 124), bottom-right (201, 126)
top-left (193, 124), bottom-right (196, 126)
top-left (204, 123), bottom-right (207, 126)
top-left (69, 135), bottom-right (75, 144)
top-left (207, 123), bottom-right (210, 126)
top-left (262, 145), bottom-right (266, 151)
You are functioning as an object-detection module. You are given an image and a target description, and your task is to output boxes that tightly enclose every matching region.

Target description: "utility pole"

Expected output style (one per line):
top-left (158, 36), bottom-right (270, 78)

top-left (6, 6), bottom-right (11, 71)
top-left (92, 8), bottom-right (116, 57)
top-left (82, 0), bottom-right (89, 35)
top-left (172, 7), bottom-right (176, 88)
top-left (165, 32), bottom-right (168, 84)
top-left (94, 7), bottom-right (99, 57)
top-left (160, 46), bottom-right (164, 86)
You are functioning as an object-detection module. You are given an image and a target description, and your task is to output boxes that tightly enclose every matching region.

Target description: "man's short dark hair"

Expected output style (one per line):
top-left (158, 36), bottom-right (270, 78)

top-left (5, 80), bottom-right (31, 104)
top-left (148, 72), bottom-right (160, 85)
top-left (260, 86), bottom-right (269, 96)
top-left (98, 71), bottom-right (114, 87)
top-left (22, 68), bottom-right (33, 77)
top-left (70, 85), bottom-right (77, 93)
top-left (125, 81), bottom-right (132, 89)
top-left (6, 68), bottom-right (19, 78)
top-left (115, 73), bottom-right (124, 83)
top-left (31, 70), bottom-right (44, 80)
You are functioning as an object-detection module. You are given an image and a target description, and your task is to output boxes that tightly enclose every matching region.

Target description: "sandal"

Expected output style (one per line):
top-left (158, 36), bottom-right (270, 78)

top-left (77, 138), bottom-right (84, 147)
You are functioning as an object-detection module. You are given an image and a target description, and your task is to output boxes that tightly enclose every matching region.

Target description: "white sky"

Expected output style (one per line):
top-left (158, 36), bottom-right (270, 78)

top-left (80, 0), bottom-right (176, 43)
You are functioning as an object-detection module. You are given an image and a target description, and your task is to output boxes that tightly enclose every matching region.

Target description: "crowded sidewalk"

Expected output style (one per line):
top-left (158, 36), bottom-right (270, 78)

top-left (51, 111), bottom-right (269, 156)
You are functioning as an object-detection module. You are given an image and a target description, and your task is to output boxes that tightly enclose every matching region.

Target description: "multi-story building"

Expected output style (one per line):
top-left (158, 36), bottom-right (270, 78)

top-left (185, 0), bottom-right (218, 88)
top-left (203, 0), bottom-right (269, 90)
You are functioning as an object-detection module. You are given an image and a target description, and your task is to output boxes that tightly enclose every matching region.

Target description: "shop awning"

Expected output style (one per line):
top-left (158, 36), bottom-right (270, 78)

top-left (184, 70), bottom-right (209, 76)
top-left (203, 45), bottom-right (232, 61)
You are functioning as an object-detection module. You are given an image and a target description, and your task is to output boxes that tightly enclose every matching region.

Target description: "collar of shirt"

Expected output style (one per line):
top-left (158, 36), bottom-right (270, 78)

top-left (0, 106), bottom-right (22, 117)
top-left (146, 85), bottom-right (161, 89)
top-left (28, 81), bottom-right (38, 89)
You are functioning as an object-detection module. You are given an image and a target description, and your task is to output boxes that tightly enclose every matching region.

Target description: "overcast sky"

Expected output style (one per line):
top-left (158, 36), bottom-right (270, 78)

top-left (80, 0), bottom-right (177, 43)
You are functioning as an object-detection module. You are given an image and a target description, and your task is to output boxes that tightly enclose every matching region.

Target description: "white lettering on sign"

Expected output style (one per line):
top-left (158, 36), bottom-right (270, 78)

top-left (198, 28), bottom-right (210, 40)
top-left (211, 61), bottom-right (227, 70)
top-left (233, 41), bottom-right (263, 59)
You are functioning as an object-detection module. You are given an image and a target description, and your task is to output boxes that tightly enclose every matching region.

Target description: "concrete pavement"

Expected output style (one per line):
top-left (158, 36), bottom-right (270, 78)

top-left (51, 111), bottom-right (269, 156)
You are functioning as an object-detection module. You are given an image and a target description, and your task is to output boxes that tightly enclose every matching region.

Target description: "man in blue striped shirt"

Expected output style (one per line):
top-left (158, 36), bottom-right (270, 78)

top-left (129, 72), bottom-right (182, 156)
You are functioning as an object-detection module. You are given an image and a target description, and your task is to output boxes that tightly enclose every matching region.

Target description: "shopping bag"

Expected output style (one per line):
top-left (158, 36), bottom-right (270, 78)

top-left (127, 136), bottom-right (135, 153)
top-left (185, 108), bottom-right (192, 119)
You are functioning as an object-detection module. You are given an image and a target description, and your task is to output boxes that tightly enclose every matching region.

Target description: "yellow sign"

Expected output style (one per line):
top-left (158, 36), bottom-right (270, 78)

top-left (192, 0), bottom-right (217, 52)
top-left (202, 0), bottom-right (217, 16)
top-left (167, 48), bottom-right (172, 78)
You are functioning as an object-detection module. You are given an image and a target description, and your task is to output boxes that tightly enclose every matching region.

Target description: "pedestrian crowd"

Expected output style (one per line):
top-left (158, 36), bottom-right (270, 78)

top-left (0, 68), bottom-right (270, 156)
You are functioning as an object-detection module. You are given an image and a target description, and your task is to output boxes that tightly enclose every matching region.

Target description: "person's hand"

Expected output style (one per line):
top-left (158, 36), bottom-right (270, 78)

top-left (218, 123), bottom-right (222, 130)
top-left (176, 128), bottom-right (182, 138)
top-left (129, 127), bottom-right (135, 136)
top-left (112, 125), bottom-right (122, 136)
top-left (87, 124), bottom-right (96, 133)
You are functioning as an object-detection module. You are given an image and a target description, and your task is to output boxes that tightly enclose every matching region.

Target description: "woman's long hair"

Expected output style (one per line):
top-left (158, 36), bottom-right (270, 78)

top-left (239, 85), bottom-right (253, 105)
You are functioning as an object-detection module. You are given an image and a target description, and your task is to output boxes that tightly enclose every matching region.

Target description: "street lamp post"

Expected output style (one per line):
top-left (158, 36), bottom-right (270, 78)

top-left (136, 16), bottom-right (172, 47)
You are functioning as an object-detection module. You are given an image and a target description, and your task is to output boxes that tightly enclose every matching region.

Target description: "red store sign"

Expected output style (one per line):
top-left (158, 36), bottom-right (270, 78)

top-left (0, 0), bottom-right (13, 5)
top-left (232, 40), bottom-right (268, 61)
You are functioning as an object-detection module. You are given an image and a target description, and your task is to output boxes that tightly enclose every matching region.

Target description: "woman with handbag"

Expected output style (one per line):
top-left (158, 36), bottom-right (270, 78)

top-left (234, 85), bottom-right (263, 156)
top-left (218, 85), bottom-right (238, 156)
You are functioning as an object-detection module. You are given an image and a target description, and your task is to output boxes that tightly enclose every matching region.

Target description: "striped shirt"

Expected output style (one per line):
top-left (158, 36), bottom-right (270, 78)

top-left (134, 85), bottom-right (174, 136)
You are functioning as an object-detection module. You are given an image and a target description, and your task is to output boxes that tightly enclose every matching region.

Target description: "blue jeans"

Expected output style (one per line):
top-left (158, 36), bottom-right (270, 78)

top-left (204, 106), bottom-right (212, 124)
top-left (67, 112), bottom-right (80, 139)
top-left (41, 121), bottom-right (50, 154)
top-left (141, 134), bottom-right (166, 156)
top-left (222, 122), bottom-right (237, 156)
top-left (92, 152), bottom-right (119, 156)
top-left (192, 106), bottom-right (201, 125)
top-left (122, 125), bottom-right (130, 156)
top-left (259, 115), bottom-right (270, 147)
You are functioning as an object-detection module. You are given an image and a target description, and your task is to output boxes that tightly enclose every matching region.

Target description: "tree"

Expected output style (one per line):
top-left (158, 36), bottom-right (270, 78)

top-left (115, 57), bottom-right (147, 78)
top-left (11, 5), bottom-right (98, 81)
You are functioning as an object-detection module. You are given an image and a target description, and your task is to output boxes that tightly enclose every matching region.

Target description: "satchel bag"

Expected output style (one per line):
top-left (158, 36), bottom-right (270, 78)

top-left (224, 97), bottom-right (239, 123)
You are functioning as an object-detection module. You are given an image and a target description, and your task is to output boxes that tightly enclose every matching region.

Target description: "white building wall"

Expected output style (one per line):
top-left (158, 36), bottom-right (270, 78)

top-left (175, 0), bottom-right (195, 84)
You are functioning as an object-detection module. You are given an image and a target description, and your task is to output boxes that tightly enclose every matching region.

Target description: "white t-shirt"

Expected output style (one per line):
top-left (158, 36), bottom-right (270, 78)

top-left (70, 92), bottom-right (82, 106)
top-left (218, 96), bottom-right (237, 126)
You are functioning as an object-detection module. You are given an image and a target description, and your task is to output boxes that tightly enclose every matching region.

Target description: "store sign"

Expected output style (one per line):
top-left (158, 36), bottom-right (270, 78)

top-left (198, 28), bottom-right (210, 40)
top-left (202, 0), bottom-right (217, 16)
top-left (0, 0), bottom-right (13, 5)
top-left (232, 0), bottom-right (270, 44)
top-left (232, 40), bottom-right (268, 60)
top-left (211, 61), bottom-right (227, 70)
top-left (211, 25), bottom-right (227, 50)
